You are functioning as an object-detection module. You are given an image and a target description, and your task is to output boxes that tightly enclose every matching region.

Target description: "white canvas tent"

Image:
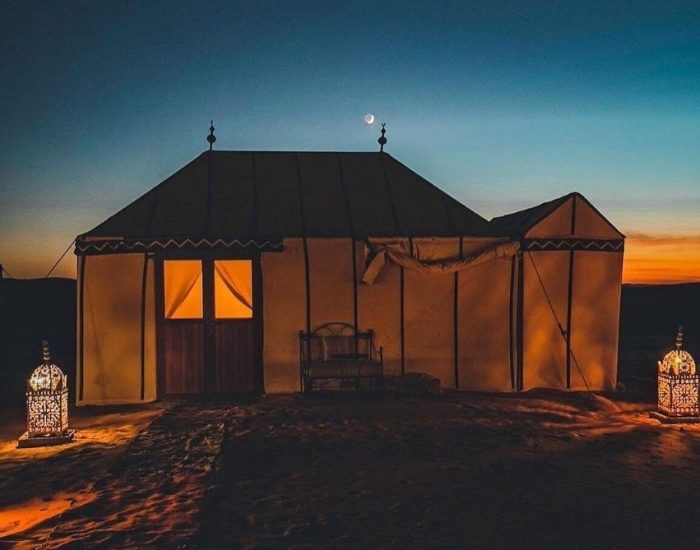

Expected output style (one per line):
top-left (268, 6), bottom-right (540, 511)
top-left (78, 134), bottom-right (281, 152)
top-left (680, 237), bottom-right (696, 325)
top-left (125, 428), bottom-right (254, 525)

top-left (75, 150), bottom-right (623, 404)
top-left (490, 193), bottom-right (625, 390)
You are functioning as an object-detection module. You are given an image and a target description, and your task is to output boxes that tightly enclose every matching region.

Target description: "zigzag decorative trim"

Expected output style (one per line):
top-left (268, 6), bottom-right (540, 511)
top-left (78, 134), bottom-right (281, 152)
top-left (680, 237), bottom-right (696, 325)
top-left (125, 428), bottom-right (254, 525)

top-left (524, 238), bottom-right (624, 252)
top-left (76, 237), bottom-right (284, 255)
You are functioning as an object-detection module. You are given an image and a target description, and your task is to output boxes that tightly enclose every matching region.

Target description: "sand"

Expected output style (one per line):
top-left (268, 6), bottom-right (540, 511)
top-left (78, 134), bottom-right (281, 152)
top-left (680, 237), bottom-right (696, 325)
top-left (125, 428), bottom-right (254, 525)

top-left (0, 404), bottom-right (164, 546)
top-left (2, 392), bottom-right (700, 548)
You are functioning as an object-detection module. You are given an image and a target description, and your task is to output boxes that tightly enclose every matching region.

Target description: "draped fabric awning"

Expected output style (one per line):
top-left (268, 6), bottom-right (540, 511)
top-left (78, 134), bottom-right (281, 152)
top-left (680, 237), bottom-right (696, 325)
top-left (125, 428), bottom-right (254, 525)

top-left (75, 236), bottom-right (284, 256)
top-left (362, 239), bottom-right (520, 284)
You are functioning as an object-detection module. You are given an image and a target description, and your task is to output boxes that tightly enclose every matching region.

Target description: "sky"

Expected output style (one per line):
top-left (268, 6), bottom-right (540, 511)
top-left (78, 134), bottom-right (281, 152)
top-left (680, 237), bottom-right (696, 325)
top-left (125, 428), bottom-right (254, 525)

top-left (1, 0), bottom-right (699, 282)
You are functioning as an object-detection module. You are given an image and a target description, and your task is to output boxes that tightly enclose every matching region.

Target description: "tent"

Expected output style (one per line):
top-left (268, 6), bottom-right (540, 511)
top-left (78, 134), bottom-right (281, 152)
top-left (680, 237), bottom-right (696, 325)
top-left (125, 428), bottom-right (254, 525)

top-left (490, 193), bottom-right (624, 391)
top-left (75, 150), bottom-right (623, 404)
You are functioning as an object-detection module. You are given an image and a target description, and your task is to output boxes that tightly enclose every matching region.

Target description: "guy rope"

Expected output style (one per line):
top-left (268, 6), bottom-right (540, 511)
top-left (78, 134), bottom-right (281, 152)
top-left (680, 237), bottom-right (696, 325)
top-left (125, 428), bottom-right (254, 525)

top-left (44, 239), bottom-right (76, 278)
top-left (526, 251), bottom-right (592, 392)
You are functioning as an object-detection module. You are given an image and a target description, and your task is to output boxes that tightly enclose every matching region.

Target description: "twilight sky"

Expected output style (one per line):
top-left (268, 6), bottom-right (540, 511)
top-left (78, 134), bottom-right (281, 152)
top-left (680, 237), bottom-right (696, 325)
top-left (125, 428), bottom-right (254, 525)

top-left (1, 0), bottom-right (699, 282)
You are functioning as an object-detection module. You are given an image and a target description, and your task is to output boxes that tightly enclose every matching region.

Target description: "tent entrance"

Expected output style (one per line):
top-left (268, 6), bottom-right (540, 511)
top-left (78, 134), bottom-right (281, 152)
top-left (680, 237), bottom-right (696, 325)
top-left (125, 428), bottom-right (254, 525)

top-left (157, 256), bottom-right (261, 395)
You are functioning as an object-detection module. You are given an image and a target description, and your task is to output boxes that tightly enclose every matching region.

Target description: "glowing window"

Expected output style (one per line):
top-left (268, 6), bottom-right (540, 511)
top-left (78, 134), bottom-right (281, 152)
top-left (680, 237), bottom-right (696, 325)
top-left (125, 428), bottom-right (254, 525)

top-left (215, 260), bottom-right (253, 319)
top-left (163, 260), bottom-right (203, 319)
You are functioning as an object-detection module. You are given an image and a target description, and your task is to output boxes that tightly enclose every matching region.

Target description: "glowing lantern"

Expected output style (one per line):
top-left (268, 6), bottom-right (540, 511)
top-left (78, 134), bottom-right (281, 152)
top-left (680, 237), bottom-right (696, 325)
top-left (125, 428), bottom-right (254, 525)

top-left (17, 341), bottom-right (75, 448)
top-left (655, 327), bottom-right (699, 420)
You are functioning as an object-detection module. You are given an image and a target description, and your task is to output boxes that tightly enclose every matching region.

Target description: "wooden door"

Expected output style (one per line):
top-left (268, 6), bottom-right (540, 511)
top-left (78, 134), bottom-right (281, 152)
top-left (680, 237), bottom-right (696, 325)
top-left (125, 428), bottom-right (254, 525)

top-left (215, 322), bottom-right (254, 391)
top-left (158, 256), bottom-right (259, 395)
top-left (162, 320), bottom-right (205, 394)
top-left (211, 259), bottom-right (257, 392)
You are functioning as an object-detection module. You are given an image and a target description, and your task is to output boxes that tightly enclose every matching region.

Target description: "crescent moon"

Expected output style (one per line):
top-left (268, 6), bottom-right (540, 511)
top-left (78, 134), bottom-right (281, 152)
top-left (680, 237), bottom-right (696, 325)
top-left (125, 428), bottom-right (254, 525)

top-left (364, 113), bottom-right (375, 125)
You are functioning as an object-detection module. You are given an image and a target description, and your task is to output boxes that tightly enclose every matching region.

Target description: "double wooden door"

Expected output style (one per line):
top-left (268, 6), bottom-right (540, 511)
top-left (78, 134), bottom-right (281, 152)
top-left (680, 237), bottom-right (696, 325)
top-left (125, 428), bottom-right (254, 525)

top-left (157, 256), bottom-right (261, 395)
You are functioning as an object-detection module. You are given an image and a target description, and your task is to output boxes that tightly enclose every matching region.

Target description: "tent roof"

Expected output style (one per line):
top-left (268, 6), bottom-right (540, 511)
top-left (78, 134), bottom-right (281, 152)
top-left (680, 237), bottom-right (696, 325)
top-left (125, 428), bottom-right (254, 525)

top-left (489, 192), bottom-right (624, 239)
top-left (80, 151), bottom-right (491, 242)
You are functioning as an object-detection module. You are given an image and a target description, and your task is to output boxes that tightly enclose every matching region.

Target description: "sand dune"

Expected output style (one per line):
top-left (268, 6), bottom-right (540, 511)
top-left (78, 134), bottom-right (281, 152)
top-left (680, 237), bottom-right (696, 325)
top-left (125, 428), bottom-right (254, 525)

top-left (3, 392), bottom-right (699, 548)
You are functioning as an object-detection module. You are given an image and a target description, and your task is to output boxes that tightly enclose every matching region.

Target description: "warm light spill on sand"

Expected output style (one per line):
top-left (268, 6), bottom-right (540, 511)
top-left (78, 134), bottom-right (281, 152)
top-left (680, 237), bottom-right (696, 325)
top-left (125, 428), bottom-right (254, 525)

top-left (623, 232), bottom-right (700, 284)
top-left (0, 407), bottom-right (164, 544)
top-left (0, 491), bottom-right (96, 539)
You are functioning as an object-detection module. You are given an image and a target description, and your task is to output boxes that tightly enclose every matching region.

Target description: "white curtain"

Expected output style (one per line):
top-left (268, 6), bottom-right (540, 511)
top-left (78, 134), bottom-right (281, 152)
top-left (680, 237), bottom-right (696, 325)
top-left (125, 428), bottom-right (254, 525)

top-left (214, 260), bottom-right (253, 318)
top-left (164, 260), bottom-right (203, 318)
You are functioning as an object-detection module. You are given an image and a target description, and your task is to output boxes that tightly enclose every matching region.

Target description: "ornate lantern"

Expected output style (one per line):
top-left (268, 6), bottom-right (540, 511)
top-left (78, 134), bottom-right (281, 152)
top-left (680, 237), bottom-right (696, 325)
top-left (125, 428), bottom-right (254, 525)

top-left (17, 341), bottom-right (74, 447)
top-left (653, 327), bottom-right (699, 422)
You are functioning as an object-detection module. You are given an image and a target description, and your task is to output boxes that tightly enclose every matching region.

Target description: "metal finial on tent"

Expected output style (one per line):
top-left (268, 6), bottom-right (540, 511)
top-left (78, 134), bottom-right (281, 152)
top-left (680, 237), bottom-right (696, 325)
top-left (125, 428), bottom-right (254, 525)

top-left (207, 121), bottom-right (216, 151)
top-left (378, 122), bottom-right (387, 152)
top-left (42, 339), bottom-right (51, 362)
top-left (676, 326), bottom-right (684, 349)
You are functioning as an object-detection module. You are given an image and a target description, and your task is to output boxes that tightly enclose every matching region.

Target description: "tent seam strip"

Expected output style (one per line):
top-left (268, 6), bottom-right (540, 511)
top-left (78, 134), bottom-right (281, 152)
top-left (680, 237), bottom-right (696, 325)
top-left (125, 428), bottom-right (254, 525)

top-left (251, 153), bottom-right (260, 235)
top-left (566, 197), bottom-right (578, 389)
top-left (78, 256), bottom-right (86, 402)
top-left (337, 154), bottom-right (359, 344)
top-left (295, 154), bottom-right (312, 379)
top-left (380, 154), bottom-right (401, 234)
top-left (140, 254), bottom-right (148, 400)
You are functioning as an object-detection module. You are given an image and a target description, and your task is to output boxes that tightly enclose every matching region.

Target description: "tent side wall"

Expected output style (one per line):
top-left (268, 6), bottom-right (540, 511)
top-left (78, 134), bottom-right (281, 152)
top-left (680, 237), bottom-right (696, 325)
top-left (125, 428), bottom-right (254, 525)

top-left (77, 253), bottom-right (156, 405)
top-left (569, 198), bottom-right (624, 390)
top-left (403, 239), bottom-right (459, 388)
top-left (522, 250), bottom-right (570, 390)
top-left (356, 245), bottom-right (402, 377)
top-left (569, 251), bottom-right (623, 390)
top-left (520, 194), bottom-right (623, 391)
top-left (262, 238), bottom-right (307, 392)
top-left (522, 197), bottom-right (573, 390)
top-left (263, 236), bottom-right (513, 392)
top-left (263, 237), bottom-right (377, 392)
top-left (458, 253), bottom-right (515, 392)
top-left (308, 238), bottom-right (355, 329)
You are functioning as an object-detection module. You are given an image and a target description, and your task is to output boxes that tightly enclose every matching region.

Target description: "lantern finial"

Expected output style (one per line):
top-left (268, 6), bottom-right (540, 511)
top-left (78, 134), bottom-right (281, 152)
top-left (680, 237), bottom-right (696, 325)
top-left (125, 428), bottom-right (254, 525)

top-left (676, 326), bottom-right (684, 350)
top-left (42, 339), bottom-right (50, 362)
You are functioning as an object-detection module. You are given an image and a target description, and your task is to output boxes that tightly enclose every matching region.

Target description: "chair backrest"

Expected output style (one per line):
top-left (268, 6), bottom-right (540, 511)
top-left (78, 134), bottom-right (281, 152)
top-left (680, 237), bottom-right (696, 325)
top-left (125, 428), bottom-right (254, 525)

top-left (300, 322), bottom-right (374, 361)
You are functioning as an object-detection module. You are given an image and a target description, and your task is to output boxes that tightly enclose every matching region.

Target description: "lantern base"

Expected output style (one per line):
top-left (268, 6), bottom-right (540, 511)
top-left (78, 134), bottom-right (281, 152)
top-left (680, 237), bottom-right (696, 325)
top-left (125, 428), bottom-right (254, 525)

top-left (649, 411), bottom-right (700, 424)
top-left (17, 430), bottom-right (75, 448)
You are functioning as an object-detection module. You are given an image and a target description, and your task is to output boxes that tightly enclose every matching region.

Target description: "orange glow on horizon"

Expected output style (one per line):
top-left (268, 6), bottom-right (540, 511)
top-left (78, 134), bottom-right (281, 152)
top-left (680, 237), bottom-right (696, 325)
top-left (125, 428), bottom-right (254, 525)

top-left (623, 233), bottom-right (700, 285)
top-left (2, 232), bottom-right (700, 285)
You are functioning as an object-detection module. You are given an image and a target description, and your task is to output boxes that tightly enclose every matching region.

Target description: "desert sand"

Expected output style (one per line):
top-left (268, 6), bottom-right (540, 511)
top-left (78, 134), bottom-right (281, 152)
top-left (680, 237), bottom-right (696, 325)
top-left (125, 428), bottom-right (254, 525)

top-left (2, 391), bottom-right (700, 549)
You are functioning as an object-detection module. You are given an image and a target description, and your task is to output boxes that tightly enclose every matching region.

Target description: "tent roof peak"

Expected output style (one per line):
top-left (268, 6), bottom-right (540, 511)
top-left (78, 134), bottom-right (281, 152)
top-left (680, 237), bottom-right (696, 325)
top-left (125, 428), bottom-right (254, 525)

top-left (489, 191), bottom-right (624, 239)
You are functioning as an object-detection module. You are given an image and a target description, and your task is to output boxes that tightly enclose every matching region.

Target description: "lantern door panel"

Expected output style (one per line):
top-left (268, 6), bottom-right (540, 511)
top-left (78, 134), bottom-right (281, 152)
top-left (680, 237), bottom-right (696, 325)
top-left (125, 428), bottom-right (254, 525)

top-left (160, 258), bottom-right (258, 395)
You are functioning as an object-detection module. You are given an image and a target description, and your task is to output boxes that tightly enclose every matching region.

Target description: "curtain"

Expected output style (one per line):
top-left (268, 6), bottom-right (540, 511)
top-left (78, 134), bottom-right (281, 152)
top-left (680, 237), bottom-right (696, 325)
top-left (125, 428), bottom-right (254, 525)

top-left (215, 260), bottom-right (253, 319)
top-left (164, 260), bottom-right (203, 319)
